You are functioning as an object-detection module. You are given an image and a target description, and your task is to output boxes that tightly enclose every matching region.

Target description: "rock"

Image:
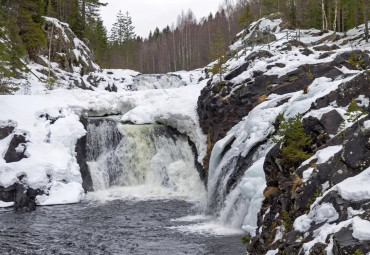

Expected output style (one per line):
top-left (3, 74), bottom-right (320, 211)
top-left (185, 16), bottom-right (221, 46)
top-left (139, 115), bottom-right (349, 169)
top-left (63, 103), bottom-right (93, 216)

top-left (38, 18), bottom-right (100, 76)
top-left (313, 44), bottom-right (340, 51)
top-left (0, 120), bottom-right (16, 140)
top-left (3, 133), bottom-right (28, 163)
top-left (301, 47), bottom-right (314, 56)
top-left (303, 116), bottom-right (330, 148)
top-left (332, 226), bottom-right (370, 255)
top-left (75, 117), bottom-right (94, 192)
top-left (313, 70), bottom-right (370, 110)
top-left (309, 243), bottom-right (328, 255)
top-left (320, 110), bottom-right (343, 135)
top-left (0, 182), bottom-right (42, 212)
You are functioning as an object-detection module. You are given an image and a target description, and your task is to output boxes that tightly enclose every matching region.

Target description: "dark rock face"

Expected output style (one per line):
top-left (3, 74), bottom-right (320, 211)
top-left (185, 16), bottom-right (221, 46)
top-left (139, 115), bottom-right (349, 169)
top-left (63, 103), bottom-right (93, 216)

top-left (0, 120), bottom-right (16, 140)
top-left (3, 133), bottom-right (28, 163)
top-left (197, 50), bottom-right (370, 174)
top-left (75, 117), bottom-right (94, 192)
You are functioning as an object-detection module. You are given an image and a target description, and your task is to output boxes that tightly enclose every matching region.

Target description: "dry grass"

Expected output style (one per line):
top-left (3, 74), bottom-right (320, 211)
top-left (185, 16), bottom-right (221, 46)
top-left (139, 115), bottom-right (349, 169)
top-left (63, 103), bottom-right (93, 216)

top-left (257, 94), bottom-right (267, 104)
top-left (291, 175), bottom-right (302, 194)
top-left (303, 85), bottom-right (309, 94)
top-left (264, 186), bottom-right (279, 198)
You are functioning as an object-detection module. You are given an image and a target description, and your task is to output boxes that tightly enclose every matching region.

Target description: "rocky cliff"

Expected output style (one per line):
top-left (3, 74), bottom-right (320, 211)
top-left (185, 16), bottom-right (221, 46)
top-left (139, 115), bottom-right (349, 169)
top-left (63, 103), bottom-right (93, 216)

top-left (198, 14), bottom-right (370, 254)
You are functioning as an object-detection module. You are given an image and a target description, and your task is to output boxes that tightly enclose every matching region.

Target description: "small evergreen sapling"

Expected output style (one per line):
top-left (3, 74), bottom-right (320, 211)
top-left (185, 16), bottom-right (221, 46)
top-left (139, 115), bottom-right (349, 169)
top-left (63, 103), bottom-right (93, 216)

top-left (273, 114), bottom-right (313, 171)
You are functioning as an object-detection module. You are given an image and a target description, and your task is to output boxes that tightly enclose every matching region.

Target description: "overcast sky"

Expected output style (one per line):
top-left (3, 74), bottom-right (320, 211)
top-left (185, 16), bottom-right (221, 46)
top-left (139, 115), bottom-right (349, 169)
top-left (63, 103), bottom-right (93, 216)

top-left (100, 0), bottom-right (224, 38)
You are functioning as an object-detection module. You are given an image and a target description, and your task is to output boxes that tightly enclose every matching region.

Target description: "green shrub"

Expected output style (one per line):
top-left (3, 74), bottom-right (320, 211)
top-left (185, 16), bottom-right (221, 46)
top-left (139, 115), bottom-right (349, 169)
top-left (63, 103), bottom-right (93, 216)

top-left (273, 114), bottom-right (313, 171)
top-left (241, 235), bottom-right (251, 244)
top-left (352, 249), bottom-right (364, 255)
top-left (348, 54), bottom-right (365, 69)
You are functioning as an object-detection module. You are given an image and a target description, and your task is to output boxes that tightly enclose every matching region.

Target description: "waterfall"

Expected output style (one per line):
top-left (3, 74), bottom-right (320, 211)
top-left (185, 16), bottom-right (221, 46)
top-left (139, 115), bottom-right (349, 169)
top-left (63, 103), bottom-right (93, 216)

top-left (134, 74), bottom-right (186, 90)
top-left (207, 135), bottom-right (274, 235)
top-left (86, 117), bottom-right (205, 201)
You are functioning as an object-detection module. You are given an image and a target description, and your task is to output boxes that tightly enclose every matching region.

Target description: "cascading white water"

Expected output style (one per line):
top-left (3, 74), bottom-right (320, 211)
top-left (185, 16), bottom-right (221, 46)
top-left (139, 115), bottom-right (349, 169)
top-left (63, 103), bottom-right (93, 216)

top-left (134, 74), bottom-right (186, 90)
top-left (206, 93), bottom-right (287, 235)
top-left (86, 118), bottom-right (205, 201)
top-left (207, 138), bottom-right (274, 233)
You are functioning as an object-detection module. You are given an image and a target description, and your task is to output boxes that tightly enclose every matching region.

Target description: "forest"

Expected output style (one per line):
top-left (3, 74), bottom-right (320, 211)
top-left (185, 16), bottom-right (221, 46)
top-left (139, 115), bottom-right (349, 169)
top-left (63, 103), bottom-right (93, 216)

top-left (0, 0), bottom-right (369, 75)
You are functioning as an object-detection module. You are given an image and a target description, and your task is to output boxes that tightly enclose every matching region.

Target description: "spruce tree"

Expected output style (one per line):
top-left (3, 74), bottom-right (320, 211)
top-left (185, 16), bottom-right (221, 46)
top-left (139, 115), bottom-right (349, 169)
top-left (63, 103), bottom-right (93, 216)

top-left (238, 3), bottom-right (253, 27)
top-left (17, 0), bottom-right (47, 59)
top-left (0, 9), bottom-right (26, 94)
top-left (110, 10), bottom-right (126, 45)
top-left (209, 28), bottom-right (228, 81)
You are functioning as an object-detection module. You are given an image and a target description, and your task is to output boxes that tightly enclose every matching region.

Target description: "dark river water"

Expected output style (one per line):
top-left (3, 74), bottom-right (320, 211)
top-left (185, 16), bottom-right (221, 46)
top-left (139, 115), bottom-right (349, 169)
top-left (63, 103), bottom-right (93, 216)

top-left (0, 199), bottom-right (247, 255)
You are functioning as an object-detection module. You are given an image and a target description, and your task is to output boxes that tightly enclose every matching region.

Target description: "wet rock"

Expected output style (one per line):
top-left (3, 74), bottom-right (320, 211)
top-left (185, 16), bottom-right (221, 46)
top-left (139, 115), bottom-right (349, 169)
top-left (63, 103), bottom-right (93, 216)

top-left (0, 182), bottom-right (42, 212)
top-left (0, 120), bottom-right (16, 140)
top-left (4, 133), bottom-right (28, 163)
top-left (105, 84), bottom-right (118, 92)
top-left (75, 117), bottom-right (94, 192)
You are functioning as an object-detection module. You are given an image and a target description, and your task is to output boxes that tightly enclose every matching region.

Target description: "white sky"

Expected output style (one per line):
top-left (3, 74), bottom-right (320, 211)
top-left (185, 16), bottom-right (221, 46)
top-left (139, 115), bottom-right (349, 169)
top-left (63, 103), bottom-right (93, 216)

top-left (100, 0), bottom-right (225, 38)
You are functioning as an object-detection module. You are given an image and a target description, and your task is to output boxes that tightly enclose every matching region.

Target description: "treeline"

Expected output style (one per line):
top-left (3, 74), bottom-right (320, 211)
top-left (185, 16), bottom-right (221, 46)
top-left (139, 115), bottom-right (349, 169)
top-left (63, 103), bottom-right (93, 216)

top-left (0, 0), bottom-right (108, 66)
top-left (109, 0), bottom-right (246, 73)
top-left (0, 0), bottom-right (369, 80)
top-left (107, 0), bottom-right (369, 73)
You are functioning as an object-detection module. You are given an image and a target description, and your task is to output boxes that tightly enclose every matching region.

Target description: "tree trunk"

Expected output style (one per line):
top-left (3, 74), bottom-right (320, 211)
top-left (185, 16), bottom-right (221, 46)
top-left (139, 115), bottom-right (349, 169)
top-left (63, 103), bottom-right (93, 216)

top-left (333, 0), bottom-right (338, 32)
top-left (365, 0), bottom-right (369, 42)
top-left (82, 0), bottom-right (86, 33)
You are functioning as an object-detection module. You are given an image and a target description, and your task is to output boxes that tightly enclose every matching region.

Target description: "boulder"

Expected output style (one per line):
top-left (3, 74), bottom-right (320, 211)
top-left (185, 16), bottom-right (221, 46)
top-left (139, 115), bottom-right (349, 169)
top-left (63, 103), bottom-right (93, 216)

top-left (3, 133), bottom-right (28, 163)
top-left (0, 120), bottom-right (16, 140)
top-left (320, 110), bottom-right (343, 135)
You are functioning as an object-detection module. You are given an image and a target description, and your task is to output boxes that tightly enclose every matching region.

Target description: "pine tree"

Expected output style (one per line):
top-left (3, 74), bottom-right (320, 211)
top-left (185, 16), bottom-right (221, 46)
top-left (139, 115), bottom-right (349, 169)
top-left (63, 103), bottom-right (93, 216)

top-left (209, 28), bottom-right (228, 81)
top-left (0, 9), bottom-right (27, 94)
top-left (238, 3), bottom-right (253, 27)
top-left (69, 0), bottom-right (84, 38)
top-left (364, 0), bottom-right (369, 42)
top-left (17, 0), bottom-right (47, 59)
top-left (110, 10), bottom-right (126, 45)
top-left (81, 0), bottom-right (107, 34)
top-left (123, 11), bottom-right (136, 41)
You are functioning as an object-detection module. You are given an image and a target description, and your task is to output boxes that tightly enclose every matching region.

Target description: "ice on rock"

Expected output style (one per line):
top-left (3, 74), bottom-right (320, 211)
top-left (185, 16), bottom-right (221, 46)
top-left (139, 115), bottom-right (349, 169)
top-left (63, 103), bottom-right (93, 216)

top-left (36, 181), bottom-right (84, 205)
top-left (240, 157), bottom-right (267, 235)
top-left (302, 145), bottom-right (343, 168)
top-left (0, 201), bottom-right (14, 208)
top-left (364, 120), bottom-right (370, 130)
top-left (352, 217), bottom-right (370, 241)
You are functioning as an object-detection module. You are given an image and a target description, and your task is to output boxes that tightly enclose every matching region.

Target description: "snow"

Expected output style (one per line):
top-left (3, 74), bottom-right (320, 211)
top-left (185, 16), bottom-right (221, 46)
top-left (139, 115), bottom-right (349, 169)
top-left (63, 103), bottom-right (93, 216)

top-left (294, 203), bottom-right (338, 233)
top-left (302, 145), bottom-right (343, 168)
top-left (266, 249), bottom-right (279, 255)
top-left (294, 167), bottom-right (370, 253)
top-left (0, 201), bottom-right (14, 208)
top-left (352, 217), bottom-right (370, 241)
top-left (335, 167), bottom-right (370, 201)
top-left (36, 181), bottom-right (84, 205)
top-left (364, 120), bottom-right (370, 130)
